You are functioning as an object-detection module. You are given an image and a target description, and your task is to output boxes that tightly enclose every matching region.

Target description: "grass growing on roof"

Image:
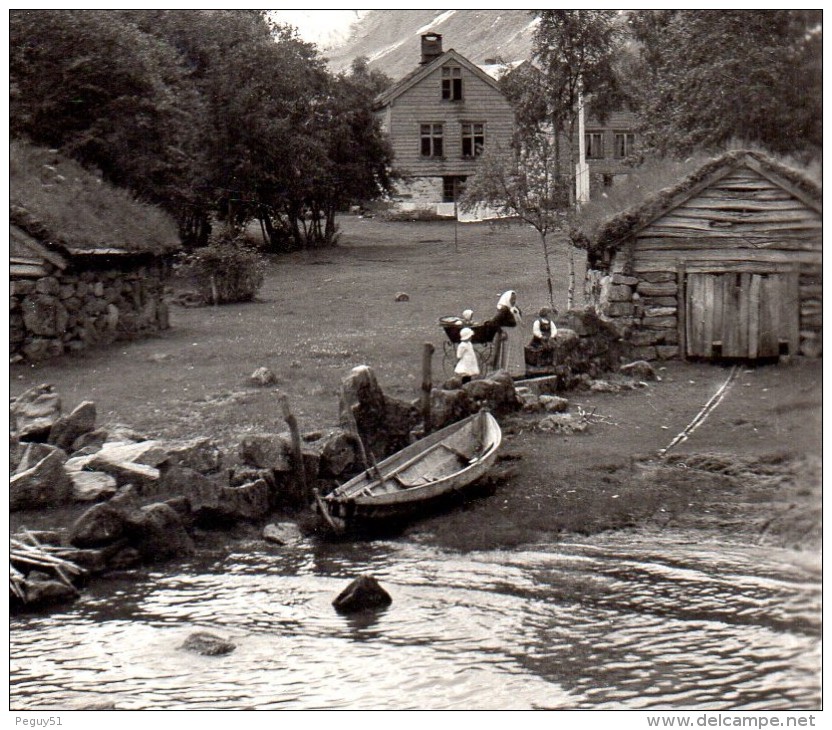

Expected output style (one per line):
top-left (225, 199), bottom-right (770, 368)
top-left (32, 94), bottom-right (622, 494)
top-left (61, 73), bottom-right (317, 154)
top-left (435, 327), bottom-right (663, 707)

top-left (10, 139), bottom-right (180, 254)
top-left (570, 144), bottom-right (822, 259)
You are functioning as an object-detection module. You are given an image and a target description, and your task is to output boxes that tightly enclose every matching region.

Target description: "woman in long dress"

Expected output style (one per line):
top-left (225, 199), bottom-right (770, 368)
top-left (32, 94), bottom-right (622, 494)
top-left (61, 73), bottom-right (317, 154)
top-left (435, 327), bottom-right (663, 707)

top-left (491, 290), bottom-right (524, 375)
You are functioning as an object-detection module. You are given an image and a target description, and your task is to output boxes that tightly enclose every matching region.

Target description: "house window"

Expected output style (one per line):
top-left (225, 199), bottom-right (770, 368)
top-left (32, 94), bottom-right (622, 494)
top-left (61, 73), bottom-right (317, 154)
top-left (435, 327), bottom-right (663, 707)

top-left (441, 66), bottom-right (463, 101)
top-left (461, 123), bottom-right (485, 157)
top-left (614, 132), bottom-right (635, 158)
top-left (585, 132), bottom-right (605, 159)
top-left (443, 176), bottom-right (467, 203)
top-left (420, 123), bottom-right (444, 157)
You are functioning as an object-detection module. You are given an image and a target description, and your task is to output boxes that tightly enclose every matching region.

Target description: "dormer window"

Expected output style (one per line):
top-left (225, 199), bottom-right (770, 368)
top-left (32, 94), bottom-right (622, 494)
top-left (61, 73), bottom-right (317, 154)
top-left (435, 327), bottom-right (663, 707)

top-left (442, 66), bottom-right (462, 101)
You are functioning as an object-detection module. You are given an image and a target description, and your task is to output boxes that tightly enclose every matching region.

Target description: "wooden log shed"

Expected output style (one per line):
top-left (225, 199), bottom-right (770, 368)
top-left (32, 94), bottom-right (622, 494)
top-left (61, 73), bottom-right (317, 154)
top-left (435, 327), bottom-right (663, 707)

top-left (582, 150), bottom-right (822, 362)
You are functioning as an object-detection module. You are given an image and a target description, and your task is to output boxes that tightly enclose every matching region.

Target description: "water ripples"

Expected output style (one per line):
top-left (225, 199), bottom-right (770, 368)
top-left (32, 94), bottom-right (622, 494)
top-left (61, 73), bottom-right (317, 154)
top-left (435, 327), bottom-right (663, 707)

top-left (10, 532), bottom-right (820, 710)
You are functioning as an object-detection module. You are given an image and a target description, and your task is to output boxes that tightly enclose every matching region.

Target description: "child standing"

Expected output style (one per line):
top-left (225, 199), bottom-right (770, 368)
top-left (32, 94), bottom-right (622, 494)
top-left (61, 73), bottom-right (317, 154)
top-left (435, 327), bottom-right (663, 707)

top-left (454, 327), bottom-right (479, 383)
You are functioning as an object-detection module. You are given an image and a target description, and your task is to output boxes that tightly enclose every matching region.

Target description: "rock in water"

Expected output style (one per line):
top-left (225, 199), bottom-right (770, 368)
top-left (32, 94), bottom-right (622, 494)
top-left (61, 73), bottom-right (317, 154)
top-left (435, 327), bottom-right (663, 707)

top-left (332, 575), bottom-right (392, 614)
top-left (128, 503), bottom-right (194, 562)
top-left (69, 502), bottom-right (128, 548)
top-left (180, 632), bottom-right (236, 656)
top-left (263, 522), bottom-right (303, 546)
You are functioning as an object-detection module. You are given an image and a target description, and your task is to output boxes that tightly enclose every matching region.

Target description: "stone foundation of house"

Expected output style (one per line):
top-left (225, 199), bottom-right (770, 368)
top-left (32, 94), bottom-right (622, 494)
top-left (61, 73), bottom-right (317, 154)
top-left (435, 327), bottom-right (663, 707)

top-left (10, 261), bottom-right (170, 362)
top-left (389, 177), bottom-right (449, 214)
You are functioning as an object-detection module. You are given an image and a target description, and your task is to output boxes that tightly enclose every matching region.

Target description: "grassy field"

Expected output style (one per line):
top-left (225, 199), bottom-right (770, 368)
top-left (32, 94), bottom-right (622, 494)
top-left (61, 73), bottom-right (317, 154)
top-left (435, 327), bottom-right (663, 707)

top-left (11, 216), bottom-right (578, 443)
top-left (10, 216), bottom-right (821, 551)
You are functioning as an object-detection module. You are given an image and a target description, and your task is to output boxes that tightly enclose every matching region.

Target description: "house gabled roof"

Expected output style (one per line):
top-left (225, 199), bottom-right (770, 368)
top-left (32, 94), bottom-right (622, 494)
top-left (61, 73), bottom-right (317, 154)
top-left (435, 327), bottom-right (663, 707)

top-left (588, 150), bottom-right (822, 255)
top-left (374, 48), bottom-right (506, 109)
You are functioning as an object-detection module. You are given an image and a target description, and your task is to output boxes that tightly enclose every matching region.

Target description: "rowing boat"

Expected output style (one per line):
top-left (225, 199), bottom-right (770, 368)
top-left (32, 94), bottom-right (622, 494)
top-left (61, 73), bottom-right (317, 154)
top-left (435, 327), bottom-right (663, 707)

top-left (314, 410), bottom-right (502, 533)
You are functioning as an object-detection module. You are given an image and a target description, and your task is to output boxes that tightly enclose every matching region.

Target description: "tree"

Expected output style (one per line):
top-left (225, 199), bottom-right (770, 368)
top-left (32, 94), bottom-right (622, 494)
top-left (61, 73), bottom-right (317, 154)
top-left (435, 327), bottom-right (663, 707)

top-left (10, 10), bottom-right (207, 222)
top-left (485, 10), bottom-right (623, 307)
top-left (460, 138), bottom-right (569, 310)
top-left (628, 10), bottom-right (822, 157)
top-left (531, 10), bottom-right (624, 204)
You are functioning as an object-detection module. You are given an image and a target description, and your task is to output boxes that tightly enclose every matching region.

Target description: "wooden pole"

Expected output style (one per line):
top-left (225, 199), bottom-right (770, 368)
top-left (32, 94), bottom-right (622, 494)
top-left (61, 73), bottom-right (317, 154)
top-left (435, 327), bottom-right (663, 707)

top-left (277, 390), bottom-right (306, 497)
top-left (345, 403), bottom-right (388, 492)
top-left (421, 342), bottom-right (434, 434)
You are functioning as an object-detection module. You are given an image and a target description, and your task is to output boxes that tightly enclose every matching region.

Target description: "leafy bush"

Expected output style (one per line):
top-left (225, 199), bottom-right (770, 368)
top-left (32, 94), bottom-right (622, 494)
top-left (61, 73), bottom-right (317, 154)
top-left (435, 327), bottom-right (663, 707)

top-left (179, 236), bottom-right (266, 304)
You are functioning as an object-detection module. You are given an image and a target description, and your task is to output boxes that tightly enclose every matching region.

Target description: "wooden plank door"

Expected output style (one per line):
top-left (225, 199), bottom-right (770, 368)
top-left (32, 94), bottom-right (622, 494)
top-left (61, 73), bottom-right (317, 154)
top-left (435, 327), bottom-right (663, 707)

top-left (685, 271), bottom-right (799, 359)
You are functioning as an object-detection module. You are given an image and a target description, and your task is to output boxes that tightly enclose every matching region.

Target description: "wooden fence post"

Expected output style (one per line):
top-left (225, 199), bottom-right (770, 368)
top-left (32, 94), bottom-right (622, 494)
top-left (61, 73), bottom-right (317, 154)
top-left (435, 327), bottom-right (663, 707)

top-left (277, 390), bottom-right (306, 499)
top-left (421, 342), bottom-right (434, 433)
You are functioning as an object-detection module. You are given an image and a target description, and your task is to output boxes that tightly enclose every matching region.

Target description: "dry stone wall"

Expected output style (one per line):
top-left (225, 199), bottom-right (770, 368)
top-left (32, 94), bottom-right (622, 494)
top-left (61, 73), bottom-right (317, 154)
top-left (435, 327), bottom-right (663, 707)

top-left (10, 261), bottom-right (169, 362)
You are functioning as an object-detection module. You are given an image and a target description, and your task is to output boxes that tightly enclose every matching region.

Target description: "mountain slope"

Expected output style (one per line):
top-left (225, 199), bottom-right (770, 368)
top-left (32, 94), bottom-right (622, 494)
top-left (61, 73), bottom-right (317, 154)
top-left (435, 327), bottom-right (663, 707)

top-left (323, 9), bottom-right (537, 80)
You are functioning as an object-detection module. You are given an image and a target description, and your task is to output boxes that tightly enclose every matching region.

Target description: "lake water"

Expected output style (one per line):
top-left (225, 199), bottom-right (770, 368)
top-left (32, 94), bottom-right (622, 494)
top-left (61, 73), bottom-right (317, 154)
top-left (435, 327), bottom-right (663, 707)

top-left (9, 531), bottom-right (821, 710)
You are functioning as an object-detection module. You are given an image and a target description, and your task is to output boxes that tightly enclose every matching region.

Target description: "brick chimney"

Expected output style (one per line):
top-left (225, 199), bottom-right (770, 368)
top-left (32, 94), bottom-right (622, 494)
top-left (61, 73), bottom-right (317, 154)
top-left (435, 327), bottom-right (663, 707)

top-left (420, 33), bottom-right (443, 65)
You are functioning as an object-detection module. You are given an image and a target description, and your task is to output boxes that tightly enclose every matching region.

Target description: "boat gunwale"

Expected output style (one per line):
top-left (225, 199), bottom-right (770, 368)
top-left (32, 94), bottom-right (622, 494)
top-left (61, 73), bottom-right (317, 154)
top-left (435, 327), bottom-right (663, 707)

top-left (324, 411), bottom-right (501, 506)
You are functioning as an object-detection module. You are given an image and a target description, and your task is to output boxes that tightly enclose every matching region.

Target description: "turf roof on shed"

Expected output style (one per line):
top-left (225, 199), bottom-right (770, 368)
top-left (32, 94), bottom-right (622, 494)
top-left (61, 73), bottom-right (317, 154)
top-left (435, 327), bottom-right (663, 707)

top-left (579, 149), bottom-right (822, 257)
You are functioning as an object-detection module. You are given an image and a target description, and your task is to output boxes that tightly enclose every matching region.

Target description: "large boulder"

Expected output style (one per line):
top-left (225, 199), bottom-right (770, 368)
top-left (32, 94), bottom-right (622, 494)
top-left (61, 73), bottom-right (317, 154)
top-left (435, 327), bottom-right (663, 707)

top-left (239, 434), bottom-right (294, 471)
top-left (429, 388), bottom-right (474, 431)
top-left (87, 441), bottom-right (164, 493)
top-left (70, 428), bottom-right (108, 454)
top-left (69, 502), bottom-right (129, 548)
top-left (339, 365), bottom-right (419, 458)
top-left (164, 437), bottom-right (223, 474)
top-left (332, 575), bottom-right (392, 614)
top-left (89, 440), bottom-right (169, 468)
top-left (339, 365), bottom-right (386, 451)
top-left (303, 429), bottom-right (359, 479)
top-left (10, 449), bottom-right (73, 511)
top-left (160, 465), bottom-right (222, 515)
top-left (218, 479), bottom-right (271, 521)
top-left (15, 442), bottom-right (67, 474)
top-left (11, 383), bottom-right (61, 441)
top-left (127, 503), bottom-right (194, 563)
top-left (461, 370), bottom-right (519, 414)
top-left (48, 401), bottom-right (97, 452)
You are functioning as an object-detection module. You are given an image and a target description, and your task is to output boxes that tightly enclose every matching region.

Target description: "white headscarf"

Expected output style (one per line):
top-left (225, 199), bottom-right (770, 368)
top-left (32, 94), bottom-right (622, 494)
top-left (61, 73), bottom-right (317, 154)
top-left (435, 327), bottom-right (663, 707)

top-left (497, 290), bottom-right (522, 323)
top-left (497, 290), bottom-right (515, 309)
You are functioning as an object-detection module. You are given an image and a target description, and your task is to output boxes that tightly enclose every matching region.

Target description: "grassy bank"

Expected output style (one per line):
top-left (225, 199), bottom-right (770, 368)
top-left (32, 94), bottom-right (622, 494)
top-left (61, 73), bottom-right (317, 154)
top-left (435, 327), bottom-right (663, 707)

top-left (11, 216), bottom-right (578, 441)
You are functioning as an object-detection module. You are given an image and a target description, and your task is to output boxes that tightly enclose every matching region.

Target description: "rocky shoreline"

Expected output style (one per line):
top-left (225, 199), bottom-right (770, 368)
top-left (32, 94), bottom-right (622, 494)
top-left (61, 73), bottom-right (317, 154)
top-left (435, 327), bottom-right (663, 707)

top-left (10, 311), bottom-right (664, 613)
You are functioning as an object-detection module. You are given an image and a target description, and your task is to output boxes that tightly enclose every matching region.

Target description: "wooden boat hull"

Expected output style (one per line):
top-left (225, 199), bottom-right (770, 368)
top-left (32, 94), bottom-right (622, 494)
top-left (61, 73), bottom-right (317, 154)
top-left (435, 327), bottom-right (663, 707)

top-left (314, 411), bottom-right (502, 533)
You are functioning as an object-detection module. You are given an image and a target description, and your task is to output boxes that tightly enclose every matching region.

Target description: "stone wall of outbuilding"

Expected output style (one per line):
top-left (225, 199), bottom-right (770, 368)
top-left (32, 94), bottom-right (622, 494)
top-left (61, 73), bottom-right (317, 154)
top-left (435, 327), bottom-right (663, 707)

top-left (10, 260), bottom-right (170, 362)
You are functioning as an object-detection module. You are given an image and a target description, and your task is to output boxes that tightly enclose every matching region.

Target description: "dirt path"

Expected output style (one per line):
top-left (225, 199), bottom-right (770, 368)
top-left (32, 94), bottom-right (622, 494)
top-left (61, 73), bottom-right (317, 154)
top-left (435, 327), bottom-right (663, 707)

top-left (406, 359), bottom-right (821, 553)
